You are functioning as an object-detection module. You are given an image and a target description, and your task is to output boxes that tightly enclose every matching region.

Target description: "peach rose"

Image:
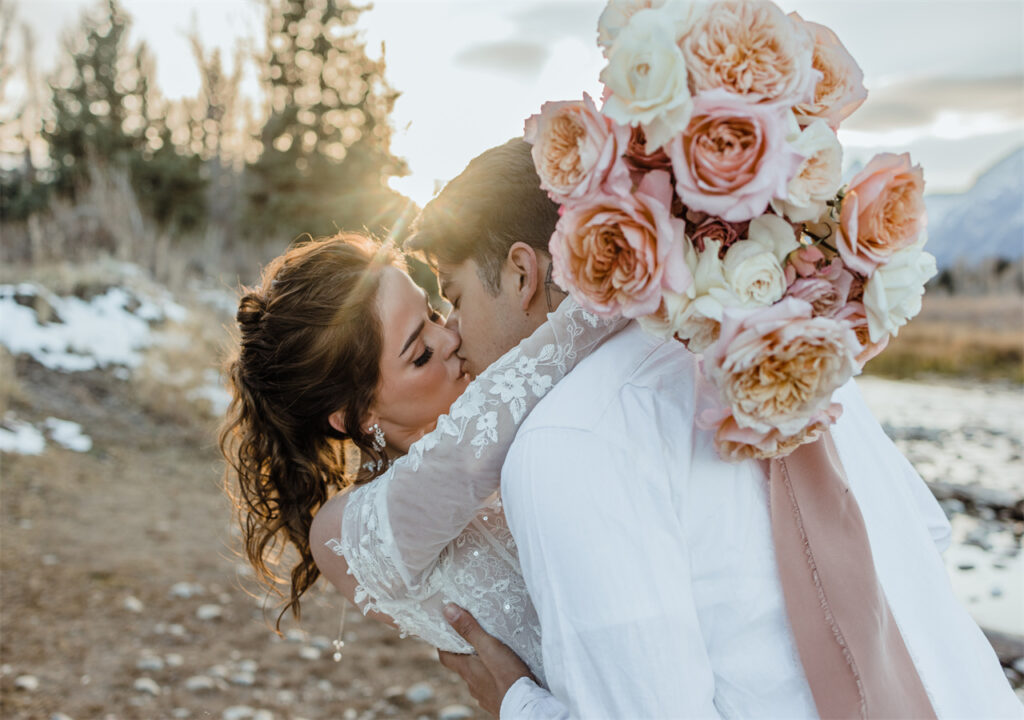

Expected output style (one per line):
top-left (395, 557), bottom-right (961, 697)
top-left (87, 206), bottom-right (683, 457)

top-left (550, 170), bottom-right (692, 318)
top-left (838, 152), bottom-right (927, 275)
top-left (834, 301), bottom-right (890, 368)
top-left (790, 13), bottom-right (868, 130)
top-left (667, 89), bottom-right (805, 222)
top-left (706, 296), bottom-right (860, 435)
top-left (681, 1), bottom-right (819, 106)
top-left (525, 93), bottom-right (632, 203)
top-left (707, 403), bottom-right (842, 461)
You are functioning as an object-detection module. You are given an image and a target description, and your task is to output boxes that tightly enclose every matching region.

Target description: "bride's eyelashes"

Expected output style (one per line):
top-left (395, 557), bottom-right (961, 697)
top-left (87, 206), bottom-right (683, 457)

top-left (413, 346), bottom-right (434, 367)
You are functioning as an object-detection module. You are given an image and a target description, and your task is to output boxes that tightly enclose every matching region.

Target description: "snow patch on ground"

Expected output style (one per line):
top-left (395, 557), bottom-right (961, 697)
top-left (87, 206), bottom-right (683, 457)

top-left (44, 417), bottom-right (93, 453)
top-left (0, 414), bottom-right (45, 455)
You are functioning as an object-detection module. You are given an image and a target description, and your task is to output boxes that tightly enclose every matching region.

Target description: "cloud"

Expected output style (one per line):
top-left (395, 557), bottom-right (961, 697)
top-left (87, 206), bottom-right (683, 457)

top-left (843, 74), bottom-right (1024, 132)
top-left (453, 41), bottom-right (550, 78)
top-left (508, 2), bottom-right (602, 44)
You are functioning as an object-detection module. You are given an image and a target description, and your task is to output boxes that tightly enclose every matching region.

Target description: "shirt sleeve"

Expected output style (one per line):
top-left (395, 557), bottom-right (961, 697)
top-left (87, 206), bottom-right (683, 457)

top-left (502, 424), bottom-right (722, 719)
top-left (501, 677), bottom-right (569, 720)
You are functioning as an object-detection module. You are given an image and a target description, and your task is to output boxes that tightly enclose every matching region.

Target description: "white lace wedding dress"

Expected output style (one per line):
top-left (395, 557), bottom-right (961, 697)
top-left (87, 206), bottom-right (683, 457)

top-left (324, 300), bottom-right (623, 684)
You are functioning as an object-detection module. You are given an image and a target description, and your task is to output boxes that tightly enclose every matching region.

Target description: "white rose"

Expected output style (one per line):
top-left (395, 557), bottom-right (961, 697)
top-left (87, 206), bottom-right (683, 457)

top-left (599, 8), bottom-right (694, 151)
top-left (772, 118), bottom-right (843, 223)
top-left (639, 238), bottom-right (742, 352)
top-left (863, 238), bottom-right (937, 342)
top-left (598, 0), bottom-right (706, 55)
top-left (723, 214), bottom-right (800, 306)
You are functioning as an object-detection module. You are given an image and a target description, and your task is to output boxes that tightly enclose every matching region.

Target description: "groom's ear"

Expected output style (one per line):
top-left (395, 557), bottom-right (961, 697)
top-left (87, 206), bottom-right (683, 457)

top-left (505, 242), bottom-right (541, 312)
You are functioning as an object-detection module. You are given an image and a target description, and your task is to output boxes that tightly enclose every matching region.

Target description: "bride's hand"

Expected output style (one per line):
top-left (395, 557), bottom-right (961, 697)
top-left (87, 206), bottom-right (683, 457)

top-left (437, 604), bottom-right (533, 717)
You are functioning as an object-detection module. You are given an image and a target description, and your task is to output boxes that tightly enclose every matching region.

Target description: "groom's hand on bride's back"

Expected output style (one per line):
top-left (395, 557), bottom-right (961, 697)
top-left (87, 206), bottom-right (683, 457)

top-left (437, 604), bottom-right (532, 717)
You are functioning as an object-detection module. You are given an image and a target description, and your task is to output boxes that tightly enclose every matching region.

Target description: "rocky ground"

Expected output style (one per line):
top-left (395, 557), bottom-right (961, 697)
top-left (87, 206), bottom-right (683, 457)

top-left (1, 275), bottom-right (1022, 719)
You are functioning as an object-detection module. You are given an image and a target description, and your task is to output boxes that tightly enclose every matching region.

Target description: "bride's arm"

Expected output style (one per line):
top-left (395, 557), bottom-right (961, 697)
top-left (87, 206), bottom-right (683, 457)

top-left (381, 298), bottom-right (624, 587)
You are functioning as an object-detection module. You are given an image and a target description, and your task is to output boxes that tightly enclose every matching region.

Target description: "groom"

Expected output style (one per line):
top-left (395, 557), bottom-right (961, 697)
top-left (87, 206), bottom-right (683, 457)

top-left (409, 139), bottom-right (1021, 718)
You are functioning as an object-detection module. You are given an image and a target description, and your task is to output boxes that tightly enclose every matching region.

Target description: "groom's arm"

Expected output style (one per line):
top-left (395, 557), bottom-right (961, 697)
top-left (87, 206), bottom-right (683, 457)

top-left (500, 425), bottom-right (722, 718)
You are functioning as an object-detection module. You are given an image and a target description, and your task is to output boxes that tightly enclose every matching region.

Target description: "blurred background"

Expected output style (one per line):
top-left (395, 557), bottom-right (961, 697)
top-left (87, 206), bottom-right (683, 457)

top-left (0, 1), bottom-right (1021, 718)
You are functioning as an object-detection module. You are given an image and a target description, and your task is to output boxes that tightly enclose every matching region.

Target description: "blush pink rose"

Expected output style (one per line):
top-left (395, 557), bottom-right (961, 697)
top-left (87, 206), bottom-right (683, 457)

top-left (789, 13), bottom-right (868, 130)
top-left (550, 170), bottom-right (692, 318)
top-left (705, 403), bottom-right (843, 461)
top-left (681, 1), bottom-right (819, 106)
top-left (667, 89), bottom-right (806, 222)
top-left (705, 297), bottom-right (860, 435)
top-left (838, 152), bottom-right (926, 275)
top-left (525, 93), bottom-right (632, 203)
top-left (784, 253), bottom-right (854, 317)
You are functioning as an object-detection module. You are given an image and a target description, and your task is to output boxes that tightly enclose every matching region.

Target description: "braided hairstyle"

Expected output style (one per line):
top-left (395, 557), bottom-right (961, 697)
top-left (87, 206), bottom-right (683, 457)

top-left (219, 233), bottom-right (403, 628)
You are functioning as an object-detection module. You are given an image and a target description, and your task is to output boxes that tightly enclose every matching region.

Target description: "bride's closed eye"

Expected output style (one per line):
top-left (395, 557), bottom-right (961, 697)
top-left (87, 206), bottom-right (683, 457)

top-left (413, 346), bottom-right (433, 367)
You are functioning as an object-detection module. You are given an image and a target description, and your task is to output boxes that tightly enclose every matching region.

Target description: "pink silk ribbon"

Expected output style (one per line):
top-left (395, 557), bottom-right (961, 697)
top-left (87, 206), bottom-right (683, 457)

top-left (769, 432), bottom-right (937, 719)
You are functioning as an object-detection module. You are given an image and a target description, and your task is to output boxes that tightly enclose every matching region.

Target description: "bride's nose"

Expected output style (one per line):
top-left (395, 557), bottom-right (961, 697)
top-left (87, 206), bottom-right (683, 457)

top-left (438, 322), bottom-right (461, 358)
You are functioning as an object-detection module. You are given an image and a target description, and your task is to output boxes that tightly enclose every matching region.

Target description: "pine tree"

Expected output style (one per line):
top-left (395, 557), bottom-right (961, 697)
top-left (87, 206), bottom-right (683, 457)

top-left (245, 0), bottom-right (413, 243)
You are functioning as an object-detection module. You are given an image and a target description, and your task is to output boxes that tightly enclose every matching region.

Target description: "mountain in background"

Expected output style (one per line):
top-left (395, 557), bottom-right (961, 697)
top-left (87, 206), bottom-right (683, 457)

top-left (923, 148), bottom-right (1024, 269)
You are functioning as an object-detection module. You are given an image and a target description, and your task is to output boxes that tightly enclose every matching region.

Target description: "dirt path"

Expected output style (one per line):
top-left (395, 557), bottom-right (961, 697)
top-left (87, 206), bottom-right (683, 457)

top-left (1, 358), bottom-right (481, 720)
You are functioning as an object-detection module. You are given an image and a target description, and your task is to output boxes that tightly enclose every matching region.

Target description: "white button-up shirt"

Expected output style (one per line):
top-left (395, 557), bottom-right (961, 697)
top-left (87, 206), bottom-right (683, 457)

top-left (500, 322), bottom-right (1021, 719)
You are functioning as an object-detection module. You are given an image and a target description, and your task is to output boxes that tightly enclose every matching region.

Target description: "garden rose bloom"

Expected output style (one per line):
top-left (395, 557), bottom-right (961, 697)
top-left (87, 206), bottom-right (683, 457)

top-left (722, 213), bottom-right (801, 307)
top-left (838, 152), bottom-right (927, 275)
top-left (525, 93), bottom-right (632, 202)
top-left (862, 239), bottom-right (936, 342)
top-left (706, 297), bottom-right (861, 435)
top-left (709, 403), bottom-right (842, 461)
top-left (667, 89), bottom-right (805, 222)
top-left (600, 8), bottom-right (695, 151)
top-left (638, 237), bottom-right (743, 352)
top-left (689, 215), bottom-right (746, 255)
top-left (599, 0), bottom-right (707, 54)
top-left (551, 170), bottom-right (692, 318)
top-left (834, 301), bottom-right (890, 367)
top-left (681, 0), bottom-right (818, 106)
top-left (772, 118), bottom-right (843, 223)
top-left (790, 13), bottom-right (868, 130)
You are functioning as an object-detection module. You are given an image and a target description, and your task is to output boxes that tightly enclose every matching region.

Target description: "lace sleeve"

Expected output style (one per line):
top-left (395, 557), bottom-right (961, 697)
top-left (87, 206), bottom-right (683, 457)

top-left (335, 299), bottom-right (625, 591)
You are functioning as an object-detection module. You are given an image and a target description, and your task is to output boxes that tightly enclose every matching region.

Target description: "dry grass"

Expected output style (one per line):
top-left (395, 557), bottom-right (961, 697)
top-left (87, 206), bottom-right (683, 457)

top-left (865, 293), bottom-right (1024, 382)
top-left (0, 346), bottom-right (28, 417)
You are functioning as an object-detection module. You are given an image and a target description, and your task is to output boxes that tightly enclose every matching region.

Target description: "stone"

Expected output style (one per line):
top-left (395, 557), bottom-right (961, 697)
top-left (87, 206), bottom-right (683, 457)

top-left (231, 672), bottom-right (256, 687)
top-left (237, 659), bottom-right (258, 673)
top-left (222, 707), bottom-right (255, 720)
top-left (184, 675), bottom-right (217, 692)
top-left (438, 705), bottom-right (474, 720)
top-left (343, 710), bottom-right (358, 720)
top-left (168, 623), bottom-right (186, 637)
top-left (253, 712), bottom-right (274, 720)
top-left (165, 653), bottom-right (184, 668)
top-left (15, 675), bottom-right (39, 691)
top-left (170, 582), bottom-right (203, 599)
top-left (405, 682), bottom-right (434, 704)
top-left (123, 596), bottom-right (144, 613)
top-left (285, 628), bottom-right (306, 643)
top-left (133, 677), bottom-right (161, 696)
top-left (276, 690), bottom-right (296, 704)
top-left (310, 635), bottom-right (331, 650)
top-left (208, 664), bottom-right (230, 679)
top-left (136, 656), bottom-right (164, 672)
top-left (50, 714), bottom-right (74, 720)
top-left (1012, 657), bottom-right (1024, 675)
top-left (42, 554), bottom-right (58, 566)
top-left (298, 646), bottom-right (321, 661)
top-left (172, 710), bottom-right (191, 719)
top-left (196, 604), bottom-right (223, 621)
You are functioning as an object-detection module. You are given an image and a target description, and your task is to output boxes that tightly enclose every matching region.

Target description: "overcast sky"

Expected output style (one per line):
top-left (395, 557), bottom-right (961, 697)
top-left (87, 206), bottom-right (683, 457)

top-left (11, 0), bottom-right (1024, 206)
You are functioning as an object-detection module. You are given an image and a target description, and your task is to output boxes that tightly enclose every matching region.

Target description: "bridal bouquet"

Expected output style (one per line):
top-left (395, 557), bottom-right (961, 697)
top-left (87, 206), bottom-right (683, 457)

top-left (525, 0), bottom-right (936, 461)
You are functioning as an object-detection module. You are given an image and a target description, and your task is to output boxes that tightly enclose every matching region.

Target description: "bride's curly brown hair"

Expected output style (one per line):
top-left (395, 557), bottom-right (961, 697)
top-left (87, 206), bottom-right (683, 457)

top-left (219, 233), bottom-right (402, 629)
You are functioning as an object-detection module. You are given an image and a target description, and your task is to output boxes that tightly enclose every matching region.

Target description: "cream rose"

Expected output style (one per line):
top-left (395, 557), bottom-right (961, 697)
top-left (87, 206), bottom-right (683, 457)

top-left (838, 151), bottom-right (927, 275)
top-left (550, 170), bottom-right (692, 318)
top-left (524, 93), bottom-right (632, 202)
top-left (862, 239), bottom-right (936, 343)
top-left (722, 214), bottom-right (801, 307)
top-left (638, 237), bottom-right (743, 351)
top-left (706, 297), bottom-right (861, 435)
top-left (772, 117), bottom-right (843, 224)
top-left (681, 1), bottom-right (819, 106)
top-left (790, 12), bottom-right (868, 130)
top-left (600, 8), bottom-right (695, 152)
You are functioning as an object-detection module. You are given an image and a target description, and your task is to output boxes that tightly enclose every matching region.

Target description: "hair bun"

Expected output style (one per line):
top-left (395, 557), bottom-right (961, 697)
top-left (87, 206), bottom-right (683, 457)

top-left (237, 292), bottom-right (267, 330)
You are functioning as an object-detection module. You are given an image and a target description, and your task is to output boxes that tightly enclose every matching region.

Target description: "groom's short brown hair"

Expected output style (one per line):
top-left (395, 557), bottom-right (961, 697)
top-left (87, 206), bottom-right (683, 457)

top-left (407, 138), bottom-right (560, 295)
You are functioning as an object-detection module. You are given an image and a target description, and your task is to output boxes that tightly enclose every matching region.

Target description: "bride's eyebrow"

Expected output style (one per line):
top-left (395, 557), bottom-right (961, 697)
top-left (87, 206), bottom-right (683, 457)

top-left (399, 293), bottom-right (431, 358)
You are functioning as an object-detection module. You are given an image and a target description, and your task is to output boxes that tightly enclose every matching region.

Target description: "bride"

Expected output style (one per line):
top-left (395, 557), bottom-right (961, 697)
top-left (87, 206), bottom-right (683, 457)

top-left (219, 232), bottom-right (618, 688)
